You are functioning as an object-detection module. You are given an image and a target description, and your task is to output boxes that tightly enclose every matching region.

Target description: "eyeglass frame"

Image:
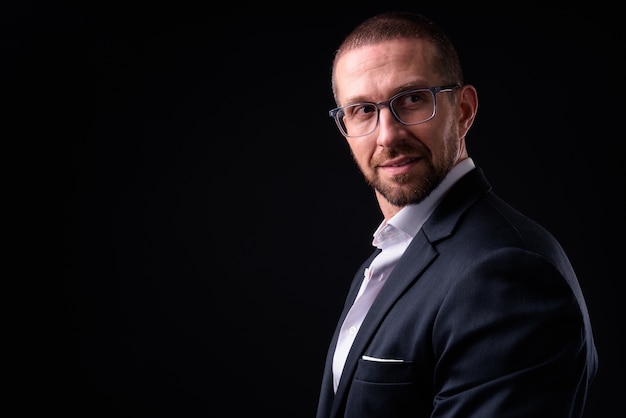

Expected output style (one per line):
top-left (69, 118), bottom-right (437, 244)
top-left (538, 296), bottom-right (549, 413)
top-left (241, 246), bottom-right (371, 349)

top-left (328, 84), bottom-right (462, 138)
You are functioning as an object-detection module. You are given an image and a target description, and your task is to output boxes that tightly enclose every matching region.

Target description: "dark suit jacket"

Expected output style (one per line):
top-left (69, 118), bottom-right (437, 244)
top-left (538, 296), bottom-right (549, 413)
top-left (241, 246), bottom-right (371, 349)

top-left (316, 167), bottom-right (598, 418)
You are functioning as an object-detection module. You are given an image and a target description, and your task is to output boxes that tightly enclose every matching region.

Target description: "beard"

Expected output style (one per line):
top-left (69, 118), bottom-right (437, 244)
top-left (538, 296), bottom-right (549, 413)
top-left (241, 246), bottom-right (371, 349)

top-left (360, 142), bottom-right (457, 207)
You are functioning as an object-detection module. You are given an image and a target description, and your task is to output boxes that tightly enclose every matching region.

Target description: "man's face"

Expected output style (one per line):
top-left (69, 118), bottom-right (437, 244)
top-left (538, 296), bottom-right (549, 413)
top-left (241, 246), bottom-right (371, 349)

top-left (333, 38), bottom-right (466, 208)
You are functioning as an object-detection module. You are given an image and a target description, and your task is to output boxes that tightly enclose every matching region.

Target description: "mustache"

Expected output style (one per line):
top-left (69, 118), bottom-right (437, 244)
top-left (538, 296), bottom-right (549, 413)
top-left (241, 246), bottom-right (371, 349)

top-left (372, 143), bottom-right (425, 166)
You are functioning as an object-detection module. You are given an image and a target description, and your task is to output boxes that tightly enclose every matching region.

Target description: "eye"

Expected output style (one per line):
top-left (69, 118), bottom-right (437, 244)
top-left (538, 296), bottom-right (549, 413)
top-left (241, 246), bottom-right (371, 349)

top-left (360, 104), bottom-right (377, 115)
top-left (395, 90), bottom-right (431, 109)
top-left (345, 103), bottom-right (377, 119)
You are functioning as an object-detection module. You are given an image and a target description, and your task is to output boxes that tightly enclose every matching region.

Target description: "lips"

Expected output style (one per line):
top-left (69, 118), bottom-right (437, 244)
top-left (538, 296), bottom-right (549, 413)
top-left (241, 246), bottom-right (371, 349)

top-left (376, 156), bottom-right (421, 176)
top-left (378, 156), bottom-right (420, 168)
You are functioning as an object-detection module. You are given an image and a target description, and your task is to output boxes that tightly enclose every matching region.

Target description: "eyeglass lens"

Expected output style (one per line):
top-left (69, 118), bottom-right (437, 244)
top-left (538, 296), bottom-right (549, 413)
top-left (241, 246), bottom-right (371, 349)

top-left (337, 89), bottom-right (436, 137)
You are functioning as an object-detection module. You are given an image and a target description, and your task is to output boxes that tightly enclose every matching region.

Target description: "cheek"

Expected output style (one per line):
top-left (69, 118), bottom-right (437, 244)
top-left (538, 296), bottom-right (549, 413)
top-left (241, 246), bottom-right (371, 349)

top-left (420, 121), bottom-right (456, 158)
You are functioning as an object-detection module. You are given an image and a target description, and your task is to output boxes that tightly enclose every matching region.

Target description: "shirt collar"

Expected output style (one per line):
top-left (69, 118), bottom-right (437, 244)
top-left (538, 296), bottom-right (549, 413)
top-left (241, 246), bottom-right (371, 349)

top-left (372, 158), bottom-right (475, 247)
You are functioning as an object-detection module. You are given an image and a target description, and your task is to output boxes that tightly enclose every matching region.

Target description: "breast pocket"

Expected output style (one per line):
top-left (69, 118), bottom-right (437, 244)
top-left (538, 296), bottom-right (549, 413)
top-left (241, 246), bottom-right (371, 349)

top-left (355, 355), bottom-right (416, 383)
top-left (347, 357), bottom-right (425, 417)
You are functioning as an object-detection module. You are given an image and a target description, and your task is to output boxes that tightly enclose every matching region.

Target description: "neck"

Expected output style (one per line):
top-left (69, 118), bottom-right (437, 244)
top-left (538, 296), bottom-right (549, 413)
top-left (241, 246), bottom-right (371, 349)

top-left (375, 190), bottom-right (403, 220)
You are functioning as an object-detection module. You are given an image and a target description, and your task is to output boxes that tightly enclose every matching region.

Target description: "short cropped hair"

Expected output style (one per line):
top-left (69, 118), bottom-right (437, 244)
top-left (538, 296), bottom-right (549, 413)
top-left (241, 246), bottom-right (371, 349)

top-left (331, 11), bottom-right (464, 101)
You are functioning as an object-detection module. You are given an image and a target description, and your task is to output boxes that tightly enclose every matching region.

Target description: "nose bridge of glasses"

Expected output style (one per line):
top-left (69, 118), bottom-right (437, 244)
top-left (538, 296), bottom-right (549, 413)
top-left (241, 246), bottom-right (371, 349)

top-left (378, 99), bottom-right (403, 124)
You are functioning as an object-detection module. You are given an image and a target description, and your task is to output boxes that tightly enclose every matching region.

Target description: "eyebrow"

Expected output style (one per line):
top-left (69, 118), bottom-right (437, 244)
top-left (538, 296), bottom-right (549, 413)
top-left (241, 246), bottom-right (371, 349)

top-left (341, 82), bottom-right (432, 106)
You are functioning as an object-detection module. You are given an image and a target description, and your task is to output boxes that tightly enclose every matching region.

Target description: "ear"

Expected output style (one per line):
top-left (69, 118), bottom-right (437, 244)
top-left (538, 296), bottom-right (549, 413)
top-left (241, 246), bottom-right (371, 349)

top-left (457, 84), bottom-right (478, 138)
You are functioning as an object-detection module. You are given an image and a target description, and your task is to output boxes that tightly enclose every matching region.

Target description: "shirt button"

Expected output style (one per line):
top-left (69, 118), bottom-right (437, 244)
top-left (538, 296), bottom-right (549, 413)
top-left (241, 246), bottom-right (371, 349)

top-left (349, 326), bottom-right (357, 335)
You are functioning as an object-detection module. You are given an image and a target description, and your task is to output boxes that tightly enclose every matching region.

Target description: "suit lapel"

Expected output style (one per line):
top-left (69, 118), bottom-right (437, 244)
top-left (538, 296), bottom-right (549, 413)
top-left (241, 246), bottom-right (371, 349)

top-left (331, 232), bottom-right (437, 410)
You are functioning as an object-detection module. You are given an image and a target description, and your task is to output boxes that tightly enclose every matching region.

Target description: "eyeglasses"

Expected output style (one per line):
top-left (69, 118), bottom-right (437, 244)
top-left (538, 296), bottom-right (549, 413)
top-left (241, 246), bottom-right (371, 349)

top-left (329, 84), bottom-right (461, 137)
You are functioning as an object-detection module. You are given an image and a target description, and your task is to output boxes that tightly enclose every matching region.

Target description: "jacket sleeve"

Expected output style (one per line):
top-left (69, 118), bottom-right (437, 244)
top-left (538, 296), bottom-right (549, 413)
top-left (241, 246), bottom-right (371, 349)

top-left (431, 247), bottom-right (595, 418)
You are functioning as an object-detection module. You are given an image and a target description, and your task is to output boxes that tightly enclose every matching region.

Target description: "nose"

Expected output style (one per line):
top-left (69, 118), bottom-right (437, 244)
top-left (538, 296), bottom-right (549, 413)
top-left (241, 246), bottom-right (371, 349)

top-left (375, 107), bottom-right (405, 148)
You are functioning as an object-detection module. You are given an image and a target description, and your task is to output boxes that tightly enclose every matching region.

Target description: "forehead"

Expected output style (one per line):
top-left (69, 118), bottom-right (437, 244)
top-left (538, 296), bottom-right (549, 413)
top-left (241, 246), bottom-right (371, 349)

top-left (334, 38), bottom-right (436, 103)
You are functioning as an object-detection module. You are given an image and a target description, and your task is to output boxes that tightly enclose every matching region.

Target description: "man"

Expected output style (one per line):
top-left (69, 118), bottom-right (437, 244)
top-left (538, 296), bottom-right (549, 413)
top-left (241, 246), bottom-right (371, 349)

top-left (316, 11), bottom-right (598, 418)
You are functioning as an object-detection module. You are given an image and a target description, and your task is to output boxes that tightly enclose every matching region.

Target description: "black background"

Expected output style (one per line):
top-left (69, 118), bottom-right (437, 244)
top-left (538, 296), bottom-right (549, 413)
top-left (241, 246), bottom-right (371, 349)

top-left (8, 2), bottom-right (624, 417)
